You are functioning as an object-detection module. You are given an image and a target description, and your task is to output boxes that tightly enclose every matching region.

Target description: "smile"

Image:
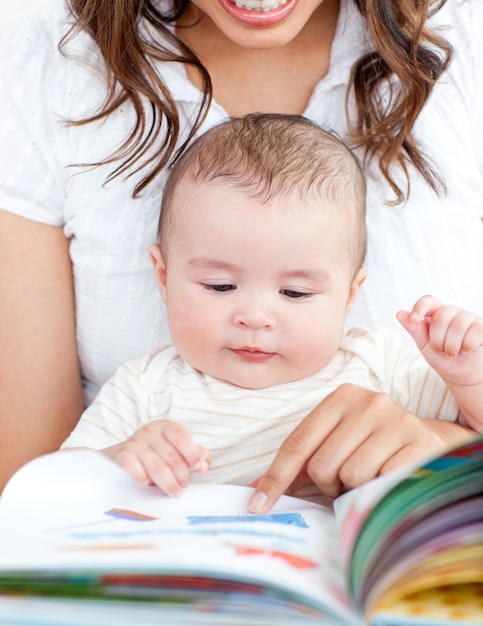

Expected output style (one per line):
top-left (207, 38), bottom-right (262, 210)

top-left (230, 0), bottom-right (288, 11)
top-left (220, 0), bottom-right (298, 26)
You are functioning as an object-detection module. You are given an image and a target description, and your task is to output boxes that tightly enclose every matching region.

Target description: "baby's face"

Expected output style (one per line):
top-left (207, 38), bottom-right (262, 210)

top-left (152, 180), bottom-right (365, 388)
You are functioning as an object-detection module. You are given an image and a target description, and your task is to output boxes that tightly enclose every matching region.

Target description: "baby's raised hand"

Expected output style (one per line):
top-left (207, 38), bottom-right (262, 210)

top-left (397, 295), bottom-right (483, 385)
top-left (102, 420), bottom-right (211, 497)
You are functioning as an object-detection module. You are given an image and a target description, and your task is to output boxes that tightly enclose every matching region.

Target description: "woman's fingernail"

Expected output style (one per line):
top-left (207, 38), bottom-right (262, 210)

top-left (249, 491), bottom-right (268, 514)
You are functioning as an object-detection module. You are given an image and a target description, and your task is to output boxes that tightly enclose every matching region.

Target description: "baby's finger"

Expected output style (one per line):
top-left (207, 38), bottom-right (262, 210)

top-left (396, 309), bottom-right (428, 351)
top-left (192, 446), bottom-right (211, 475)
top-left (139, 445), bottom-right (189, 497)
top-left (461, 318), bottom-right (483, 353)
top-left (411, 295), bottom-right (441, 320)
top-left (146, 436), bottom-right (194, 490)
top-left (425, 307), bottom-right (460, 355)
top-left (162, 421), bottom-right (211, 472)
top-left (110, 448), bottom-right (151, 485)
top-left (434, 311), bottom-right (477, 358)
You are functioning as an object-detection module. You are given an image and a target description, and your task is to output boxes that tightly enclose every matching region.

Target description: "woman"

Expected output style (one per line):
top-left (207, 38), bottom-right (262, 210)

top-left (0, 0), bottom-right (481, 495)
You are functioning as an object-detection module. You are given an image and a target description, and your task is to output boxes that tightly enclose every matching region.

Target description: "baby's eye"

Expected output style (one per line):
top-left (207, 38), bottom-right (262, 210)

top-left (280, 289), bottom-right (311, 299)
top-left (203, 284), bottom-right (236, 293)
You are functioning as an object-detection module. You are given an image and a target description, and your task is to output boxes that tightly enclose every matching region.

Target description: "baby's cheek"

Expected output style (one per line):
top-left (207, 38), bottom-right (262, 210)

top-left (301, 332), bottom-right (342, 373)
top-left (170, 303), bottom-right (215, 351)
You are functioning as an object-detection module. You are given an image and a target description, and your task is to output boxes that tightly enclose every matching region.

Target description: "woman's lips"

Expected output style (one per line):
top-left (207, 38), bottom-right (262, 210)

top-left (217, 0), bottom-right (298, 26)
top-left (230, 348), bottom-right (275, 362)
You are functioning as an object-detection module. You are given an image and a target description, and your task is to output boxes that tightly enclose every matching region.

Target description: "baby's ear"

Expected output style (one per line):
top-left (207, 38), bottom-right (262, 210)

top-left (347, 266), bottom-right (367, 310)
top-left (149, 243), bottom-right (168, 300)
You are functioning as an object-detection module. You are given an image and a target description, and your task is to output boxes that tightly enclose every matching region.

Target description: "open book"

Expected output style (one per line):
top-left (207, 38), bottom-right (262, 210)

top-left (0, 437), bottom-right (482, 626)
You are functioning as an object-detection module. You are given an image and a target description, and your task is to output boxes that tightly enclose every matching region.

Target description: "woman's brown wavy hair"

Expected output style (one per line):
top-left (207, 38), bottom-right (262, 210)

top-left (62, 0), bottom-right (452, 203)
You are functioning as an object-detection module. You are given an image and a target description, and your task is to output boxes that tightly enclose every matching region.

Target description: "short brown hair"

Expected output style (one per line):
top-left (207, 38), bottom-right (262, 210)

top-left (159, 113), bottom-right (367, 273)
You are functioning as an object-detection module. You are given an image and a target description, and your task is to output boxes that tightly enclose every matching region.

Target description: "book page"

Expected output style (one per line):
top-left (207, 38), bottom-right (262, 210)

top-left (0, 449), bottom-right (361, 625)
top-left (333, 437), bottom-right (483, 623)
top-left (333, 463), bottom-right (416, 566)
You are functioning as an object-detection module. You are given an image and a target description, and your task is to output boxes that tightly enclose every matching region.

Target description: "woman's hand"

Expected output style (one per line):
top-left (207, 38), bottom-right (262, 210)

top-left (102, 420), bottom-right (211, 497)
top-left (248, 384), bottom-right (475, 513)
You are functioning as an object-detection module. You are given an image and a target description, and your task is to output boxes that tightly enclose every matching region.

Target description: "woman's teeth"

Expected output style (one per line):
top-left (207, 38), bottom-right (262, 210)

top-left (232, 0), bottom-right (288, 11)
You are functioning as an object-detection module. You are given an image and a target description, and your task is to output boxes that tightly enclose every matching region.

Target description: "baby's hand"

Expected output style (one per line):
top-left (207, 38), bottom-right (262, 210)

top-left (397, 295), bottom-right (483, 385)
top-left (102, 420), bottom-right (211, 497)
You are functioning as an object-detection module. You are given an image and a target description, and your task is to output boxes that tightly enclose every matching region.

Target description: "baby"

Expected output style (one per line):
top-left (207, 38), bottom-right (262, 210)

top-left (61, 113), bottom-right (483, 509)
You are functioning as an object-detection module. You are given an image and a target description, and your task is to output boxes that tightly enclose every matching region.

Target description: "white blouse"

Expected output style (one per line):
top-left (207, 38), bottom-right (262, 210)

top-left (0, 0), bottom-right (482, 406)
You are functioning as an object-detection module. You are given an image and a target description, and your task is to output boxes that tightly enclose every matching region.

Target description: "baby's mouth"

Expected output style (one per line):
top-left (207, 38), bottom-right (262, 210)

top-left (230, 0), bottom-right (289, 11)
top-left (230, 347), bottom-right (276, 362)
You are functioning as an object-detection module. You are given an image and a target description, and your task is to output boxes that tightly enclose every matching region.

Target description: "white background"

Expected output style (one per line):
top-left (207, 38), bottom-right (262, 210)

top-left (0, 0), bottom-right (48, 23)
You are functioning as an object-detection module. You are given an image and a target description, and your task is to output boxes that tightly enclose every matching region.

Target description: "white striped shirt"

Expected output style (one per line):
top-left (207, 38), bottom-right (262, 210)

top-left (61, 327), bottom-right (458, 502)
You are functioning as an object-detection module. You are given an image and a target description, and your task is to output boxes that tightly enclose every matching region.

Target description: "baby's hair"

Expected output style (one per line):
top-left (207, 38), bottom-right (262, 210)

top-left (158, 113), bottom-right (367, 273)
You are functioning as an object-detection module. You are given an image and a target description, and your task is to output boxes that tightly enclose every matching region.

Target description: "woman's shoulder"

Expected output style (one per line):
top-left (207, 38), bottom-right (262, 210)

top-left (0, 1), bottom-right (104, 93)
top-left (1, 2), bottom-right (71, 64)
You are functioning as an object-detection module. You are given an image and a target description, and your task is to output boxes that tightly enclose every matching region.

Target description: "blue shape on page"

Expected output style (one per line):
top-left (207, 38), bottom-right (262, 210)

top-left (187, 513), bottom-right (308, 528)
